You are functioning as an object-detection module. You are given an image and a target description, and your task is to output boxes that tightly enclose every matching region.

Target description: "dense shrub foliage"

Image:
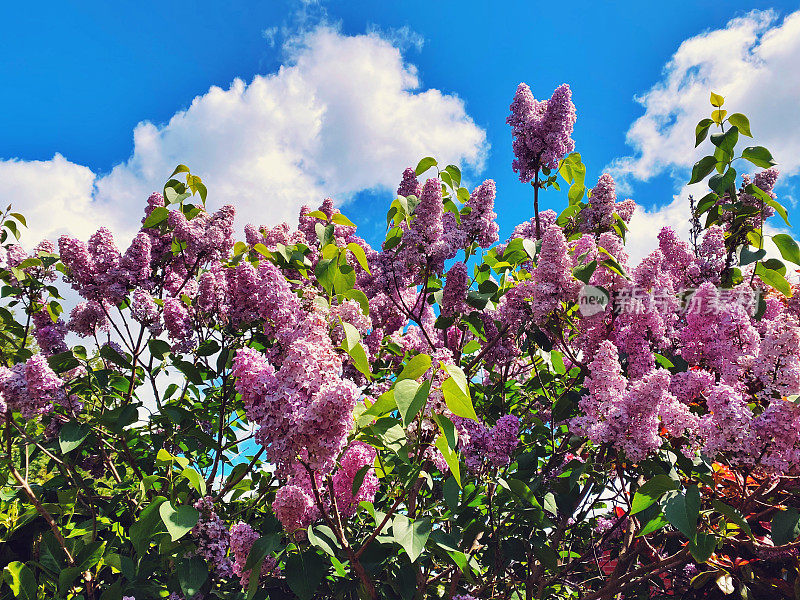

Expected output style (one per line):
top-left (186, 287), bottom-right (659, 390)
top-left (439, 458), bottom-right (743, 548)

top-left (1, 84), bottom-right (800, 600)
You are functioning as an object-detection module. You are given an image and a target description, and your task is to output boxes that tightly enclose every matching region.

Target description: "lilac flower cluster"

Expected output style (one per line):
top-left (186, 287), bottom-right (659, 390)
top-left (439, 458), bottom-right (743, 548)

top-left (229, 522), bottom-right (278, 589)
top-left (0, 355), bottom-right (65, 419)
top-left (507, 83), bottom-right (577, 180)
top-left (331, 440), bottom-right (380, 517)
top-left (455, 414), bottom-right (520, 472)
top-left (190, 496), bottom-right (233, 577)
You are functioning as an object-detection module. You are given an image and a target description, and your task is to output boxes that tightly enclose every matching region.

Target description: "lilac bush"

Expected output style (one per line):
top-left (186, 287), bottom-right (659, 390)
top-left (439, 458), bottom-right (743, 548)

top-left (0, 88), bottom-right (798, 600)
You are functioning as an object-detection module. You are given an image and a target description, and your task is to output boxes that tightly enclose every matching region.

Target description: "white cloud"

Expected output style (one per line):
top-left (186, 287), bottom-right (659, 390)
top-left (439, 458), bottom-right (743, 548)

top-left (610, 9), bottom-right (800, 265)
top-left (611, 9), bottom-right (800, 184)
top-left (0, 26), bottom-right (486, 247)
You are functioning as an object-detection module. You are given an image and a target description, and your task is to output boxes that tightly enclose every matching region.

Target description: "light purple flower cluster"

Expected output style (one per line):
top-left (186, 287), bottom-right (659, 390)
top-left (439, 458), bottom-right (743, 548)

top-left (68, 301), bottom-right (109, 338)
top-left (232, 310), bottom-right (359, 477)
top-left (507, 82), bottom-right (577, 180)
top-left (163, 297), bottom-right (195, 353)
top-left (273, 483), bottom-right (318, 533)
top-left (190, 496), bottom-right (233, 577)
top-left (462, 180), bottom-right (499, 248)
top-left (331, 440), bottom-right (380, 517)
top-left (441, 262), bottom-right (469, 317)
top-left (573, 341), bottom-right (696, 461)
top-left (454, 414), bottom-right (520, 472)
top-left (397, 167), bottom-right (423, 198)
top-left (229, 522), bottom-right (278, 589)
top-left (0, 355), bottom-right (64, 419)
top-left (33, 309), bottom-right (67, 355)
top-left (497, 224), bottom-right (579, 330)
top-left (58, 228), bottom-right (152, 304)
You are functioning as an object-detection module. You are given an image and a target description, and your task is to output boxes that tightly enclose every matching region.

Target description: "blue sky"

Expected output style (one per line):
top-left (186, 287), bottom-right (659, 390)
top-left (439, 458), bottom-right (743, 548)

top-left (2, 1), bottom-right (800, 262)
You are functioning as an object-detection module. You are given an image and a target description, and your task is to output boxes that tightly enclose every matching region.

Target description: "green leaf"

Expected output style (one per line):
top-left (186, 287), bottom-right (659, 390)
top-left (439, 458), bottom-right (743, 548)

top-left (637, 515), bottom-right (668, 537)
top-left (739, 246), bottom-right (766, 266)
top-left (710, 91), bottom-right (725, 107)
top-left (394, 379), bottom-right (429, 427)
top-left (339, 288), bottom-right (369, 315)
top-left (708, 167), bottom-right (736, 195)
top-left (149, 338), bottom-right (172, 360)
top-left (444, 165), bottom-right (462, 187)
top-left (772, 508), bottom-right (800, 545)
top-left (130, 497), bottom-right (167, 555)
top-left (308, 525), bottom-right (339, 556)
top-left (712, 500), bottom-right (753, 539)
top-left (573, 260), bottom-right (597, 284)
top-left (346, 242), bottom-right (370, 274)
top-left (362, 390), bottom-right (397, 418)
top-left (434, 432), bottom-right (460, 483)
top-left (727, 113), bottom-right (752, 137)
top-left (415, 157), bottom-right (438, 176)
top-left (398, 353), bottom-right (432, 381)
top-left (695, 119), bottom-right (713, 147)
top-left (500, 478), bottom-right (541, 508)
top-left (392, 515), bottom-right (431, 562)
top-left (772, 234), bottom-right (800, 265)
top-left (663, 486), bottom-right (700, 541)
top-left (741, 146), bottom-right (777, 168)
top-left (755, 262), bottom-right (792, 297)
top-left (178, 556), bottom-right (208, 598)
top-left (315, 258), bottom-right (337, 295)
top-left (766, 198), bottom-right (791, 227)
top-left (689, 532), bottom-right (717, 563)
top-left (171, 164), bottom-right (191, 177)
top-left (9, 212), bottom-right (27, 227)
top-left (441, 375), bottom-right (478, 421)
top-left (689, 156), bottom-right (719, 185)
top-left (181, 467), bottom-right (207, 496)
top-left (631, 475), bottom-right (679, 515)
top-left (244, 534), bottom-right (279, 570)
top-left (59, 422), bottom-right (90, 453)
top-left (331, 212), bottom-right (355, 227)
top-left (346, 341), bottom-right (372, 380)
top-left (159, 502), bottom-right (199, 541)
top-left (285, 550), bottom-right (327, 600)
top-left (710, 126), bottom-right (738, 155)
top-left (3, 561), bottom-right (36, 600)
top-left (142, 206), bottom-right (170, 229)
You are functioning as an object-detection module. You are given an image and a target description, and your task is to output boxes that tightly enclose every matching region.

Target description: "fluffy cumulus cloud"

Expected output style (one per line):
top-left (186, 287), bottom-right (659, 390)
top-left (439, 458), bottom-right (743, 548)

top-left (611, 9), bottom-right (800, 264)
top-left (0, 26), bottom-right (486, 246)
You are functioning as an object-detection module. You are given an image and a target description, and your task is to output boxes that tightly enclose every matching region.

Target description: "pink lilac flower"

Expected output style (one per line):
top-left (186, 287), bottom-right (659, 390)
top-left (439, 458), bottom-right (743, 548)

top-left (573, 341), bottom-right (695, 461)
top-left (232, 311), bottom-right (359, 476)
top-left (67, 301), bottom-right (109, 337)
top-left (33, 309), bottom-right (67, 355)
top-left (331, 441), bottom-right (380, 517)
top-left (163, 296), bottom-right (195, 352)
top-left (455, 414), bottom-right (520, 472)
top-left (441, 262), bottom-right (469, 316)
top-left (462, 180), bottom-right (499, 248)
top-left (130, 289), bottom-right (162, 333)
top-left (397, 167), bottom-right (423, 197)
top-left (191, 496), bottom-right (233, 577)
top-left (699, 384), bottom-right (754, 460)
top-left (273, 485), bottom-right (317, 532)
top-left (0, 355), bottom-right (64, 419)
top-left (229, 522), bottom-right (278, 589)
top-left (681, 283), bottom-right (760, 385)
top-left (498, 225), bottom-right (579, 329)
top-left (583, 174), bottom-right (617, 232)
top-left (753, 312), bottom-right (800, 399)
top-left (120, 232), bottom-right (152, 289)
top-left (750, 398), bottom-right (800, 474)
top-left (508, 82), bottom-right (576, 180)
